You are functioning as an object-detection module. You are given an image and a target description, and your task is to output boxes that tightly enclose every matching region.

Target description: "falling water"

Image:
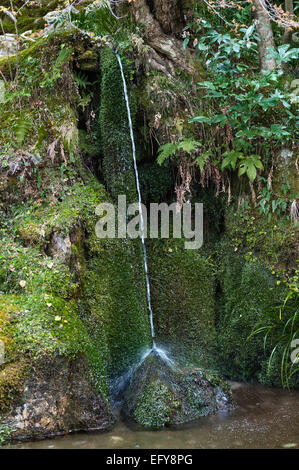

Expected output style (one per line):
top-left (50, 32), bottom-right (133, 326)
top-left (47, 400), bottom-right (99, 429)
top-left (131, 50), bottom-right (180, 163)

top-left (115, 52), bottom-right (156, 345)
top-left (116, 53), bottom-right (175, 368)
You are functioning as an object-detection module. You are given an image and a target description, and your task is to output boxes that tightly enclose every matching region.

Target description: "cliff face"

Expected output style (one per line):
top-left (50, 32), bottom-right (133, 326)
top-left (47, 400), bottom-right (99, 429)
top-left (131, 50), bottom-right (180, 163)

top-left (0, 1), bottom-right (298, 442)
top-left (0, 32), bottom-right (151, 439)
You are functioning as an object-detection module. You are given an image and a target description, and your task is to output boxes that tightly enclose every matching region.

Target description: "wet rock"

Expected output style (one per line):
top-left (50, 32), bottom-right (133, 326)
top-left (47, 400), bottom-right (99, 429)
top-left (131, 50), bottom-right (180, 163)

top-left (122, 351), bottom-right (233, 429)
top-left (49, 233), bottom-right (72, 263)
top-left (77, 49), bottom-right (99, 72)
top-left (3, 357), bottom-right (115, 440)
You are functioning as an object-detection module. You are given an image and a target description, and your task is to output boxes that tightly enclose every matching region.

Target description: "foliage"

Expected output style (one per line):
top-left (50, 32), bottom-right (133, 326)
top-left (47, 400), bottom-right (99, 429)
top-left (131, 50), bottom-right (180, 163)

top-left (266, 44), bottom-right (299, 66)
top-left (221, 151), bottom-right (263, 182)
top-left (248, 267), bottom-right (299, 388)
top-left (224, 202), bottom-right (297, 266)
top-left (257, 177), bottom-right (290, 221)
top-left (216, 246), bottom-right (286, 382)
top-left (0, 421), bottom-right (12, 445)
top-left (185, 18), bottom-right (298, 190)
top-left (157, 137), bottom-right (201, 165)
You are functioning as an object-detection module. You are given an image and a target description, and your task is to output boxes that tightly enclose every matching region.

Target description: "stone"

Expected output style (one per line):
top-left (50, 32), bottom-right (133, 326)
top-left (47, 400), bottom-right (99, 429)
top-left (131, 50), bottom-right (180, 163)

top-left (122, 351), bottom-right (233, 429)
top-left (0, 34), bottom-right (17, 57)
top-left (77, 49), bottom-right (99, 72)
top-left (3, 357), bottom-right (115, 440)
top-left (49, 233), bottom-right (72, 262)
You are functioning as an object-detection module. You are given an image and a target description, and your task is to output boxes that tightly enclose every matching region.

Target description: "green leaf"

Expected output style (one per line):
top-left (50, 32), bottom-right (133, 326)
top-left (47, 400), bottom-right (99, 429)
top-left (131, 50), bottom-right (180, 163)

top-left (157, 143), bottom-right (178, 165)
top-left (178, 139), bottom-right (201, 153)
top-left (210, 114), bottom-right (228, 125)
top-left (189, 115), bottom-right (211, 124)
top-left (183, 36), bottom-right (190, 50)
top-left (246, 163), bottom-right (257, 182)
top-left (195, 151), bottom-right (212, 171)
top-left (238, 165), bottom-right (247, 177)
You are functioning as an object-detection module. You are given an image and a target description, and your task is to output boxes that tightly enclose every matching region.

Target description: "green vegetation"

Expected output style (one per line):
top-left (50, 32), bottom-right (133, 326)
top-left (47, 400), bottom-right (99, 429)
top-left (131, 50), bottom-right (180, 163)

top-left (134, 382), bottom-right (178, 429)
top-left (248, 267), bottom-right (299, 387)
top-left (147, 238), bottom-right (216, 348)
top-left (0, 0), bottom-right (298, 441)
top-left (99, 47), bottom-right (137, 203)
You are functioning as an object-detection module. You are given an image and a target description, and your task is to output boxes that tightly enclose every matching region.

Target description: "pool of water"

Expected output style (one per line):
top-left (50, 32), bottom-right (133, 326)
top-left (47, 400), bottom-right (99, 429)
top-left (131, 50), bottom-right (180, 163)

top-left (9, 382), bottom-right (299, 449)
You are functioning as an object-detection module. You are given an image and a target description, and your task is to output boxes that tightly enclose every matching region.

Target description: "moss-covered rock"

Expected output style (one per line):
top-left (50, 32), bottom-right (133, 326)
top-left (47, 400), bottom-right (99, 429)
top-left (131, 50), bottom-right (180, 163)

top-left (77, 48), bottom-right (99, 71)
top-left (122, 351), bottom-right (233, 429)
top-left (215, 243), bottom-right (299, 387)
top-left (0, 170), bottom-right (152, 437)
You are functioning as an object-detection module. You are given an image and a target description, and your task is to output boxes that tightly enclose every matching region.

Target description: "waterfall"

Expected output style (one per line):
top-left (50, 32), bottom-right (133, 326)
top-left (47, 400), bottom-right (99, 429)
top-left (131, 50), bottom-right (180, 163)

top-left (115, 52), bottom-right (156, 347)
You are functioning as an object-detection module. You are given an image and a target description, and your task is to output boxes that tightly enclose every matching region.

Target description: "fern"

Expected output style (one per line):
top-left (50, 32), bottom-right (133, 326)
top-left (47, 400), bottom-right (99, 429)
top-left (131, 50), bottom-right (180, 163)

top-left (157, 143), bottom-right (178, 165)
top-left (73, 71), bottom-right (92, 90)
top-left (178, 139), bottom-right (201, 153)
top-left (157, 138), bottom-right (201, 165)
top-left (15, 117), bottom-right (32, 145)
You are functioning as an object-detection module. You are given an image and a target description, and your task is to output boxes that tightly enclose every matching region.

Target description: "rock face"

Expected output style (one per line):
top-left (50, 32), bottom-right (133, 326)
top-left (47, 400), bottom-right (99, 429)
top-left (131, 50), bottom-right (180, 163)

top-left (3, 357), bottom-right (115, 440)
top-left (122, 351), bottom-right (233, 429)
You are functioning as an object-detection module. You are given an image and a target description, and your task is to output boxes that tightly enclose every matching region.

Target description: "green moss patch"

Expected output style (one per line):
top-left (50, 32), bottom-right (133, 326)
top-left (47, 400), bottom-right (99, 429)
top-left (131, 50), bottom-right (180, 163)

top-left (147, 238), bottom-right (216, 348)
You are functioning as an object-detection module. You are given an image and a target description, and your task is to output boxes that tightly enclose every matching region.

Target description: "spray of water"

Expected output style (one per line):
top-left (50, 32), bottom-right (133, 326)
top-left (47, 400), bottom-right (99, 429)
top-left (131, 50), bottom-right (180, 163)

top-left (115, 52), bottom-right (174, 365)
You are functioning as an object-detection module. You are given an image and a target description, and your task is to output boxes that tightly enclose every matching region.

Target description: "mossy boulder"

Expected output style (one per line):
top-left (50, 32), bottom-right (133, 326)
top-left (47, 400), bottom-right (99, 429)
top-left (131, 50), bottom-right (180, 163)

top-left (0, 169), bottom-right (152, 438)
top-left (122, 351), bottom-right (233, 429)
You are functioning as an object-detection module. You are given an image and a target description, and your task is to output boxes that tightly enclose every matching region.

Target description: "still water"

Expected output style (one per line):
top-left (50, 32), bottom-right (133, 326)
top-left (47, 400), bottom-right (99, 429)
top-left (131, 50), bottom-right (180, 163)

top-left (10, 382), bottom-right (299, 449)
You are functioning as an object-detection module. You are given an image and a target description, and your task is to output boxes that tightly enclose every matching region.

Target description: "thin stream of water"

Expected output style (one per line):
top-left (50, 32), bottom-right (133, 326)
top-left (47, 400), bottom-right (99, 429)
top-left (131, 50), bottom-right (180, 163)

top-left (115, 52), bottom-right (156, 346)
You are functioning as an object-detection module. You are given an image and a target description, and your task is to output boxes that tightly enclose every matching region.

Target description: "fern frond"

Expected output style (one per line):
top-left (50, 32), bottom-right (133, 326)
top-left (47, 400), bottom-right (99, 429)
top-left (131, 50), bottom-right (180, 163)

top-left (73, 71), bottom-right (92, 89)
top-left (15, 117), bottom-right (32, 145)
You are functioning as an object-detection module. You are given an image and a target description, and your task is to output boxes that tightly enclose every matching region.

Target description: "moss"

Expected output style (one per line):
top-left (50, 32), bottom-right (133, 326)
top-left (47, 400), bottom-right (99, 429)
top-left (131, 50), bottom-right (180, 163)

top-left (0, 234), bottom-right (108, 394)
top-left (0, 169), bottom-right (151, 396)
top-left (15, 175), bottom-right (106, 244)
top-left (139, 162), bottom-right (173, 204)
top-left (77, 49), bottom-right (99, 71)
top-left (0, 28), bottom-right (154, 415)
top-left (124, 351), bottom-right (233, 428)
top-left (0, 361), bottom-right (27, 413)
top-left (84, 234), bottom-right (151, 376)
top-left (134, 382), bottom-right (178, 429)
top-left (99, 47), bottom-right (137, 203)
top-left (224, 203), bottom-right (297, 269)
top-left (147, 238), bottom-right (216, 349)
top-left (215, 243), bottom-right (289, 382)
